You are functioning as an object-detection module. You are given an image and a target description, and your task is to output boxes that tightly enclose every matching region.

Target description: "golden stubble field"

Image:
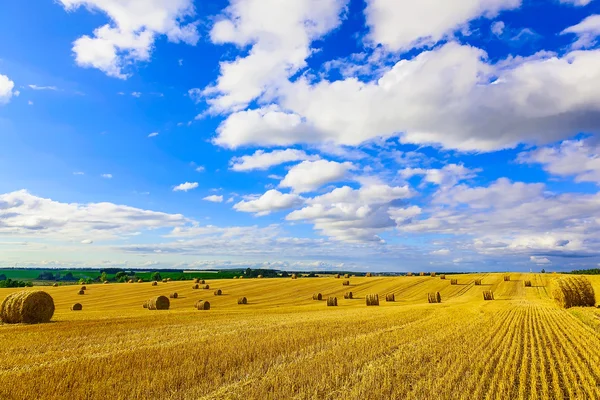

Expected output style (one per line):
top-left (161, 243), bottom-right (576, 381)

top-left (1, 273), bottom-right (600, 400)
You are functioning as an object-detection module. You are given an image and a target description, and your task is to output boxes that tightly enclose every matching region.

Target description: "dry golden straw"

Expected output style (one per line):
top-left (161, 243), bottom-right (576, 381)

top-left (146, 296), bottom-right (170, 310)
top-left (342, 280), bottom-right (350, 286)
top-left (78, 290), bottom-right (85, 295)
top-left (551, 276), bottom-right (596, 308)
top-left (327, 297), bottom-right (338, 306)
top-left (313, 293), bottom-right (323, 301)
top-left (474, 279), bottom-right (482, 286)
top-left (169, 293), bottom-right (178, 299)
top-left (214, 289), bottom-right (222, 296)
top-left (483, 290), bottom-right (494, 301)
top-left (524, 280), bottom-right (532, 287)
top-left (71, 303), bottom-right (82, 311)
top-left (504, 275), bottom-right (511, 282)
top-left (238, 297), bottom-right (247, 305)
top-left (366, 294), bottom-right (379, 306)
top-left (386, 293), bottom-right (395, 302)
top-left (344, 292), bottom-right (353, 299)
top-left (427, 292), bottom-right (442, 303)
top-left (195, 300), bottom-right (210, 310)
top-left (0, 291), bottom-right (55, 324)
top-left (450, 279), bottom-right (458, 285)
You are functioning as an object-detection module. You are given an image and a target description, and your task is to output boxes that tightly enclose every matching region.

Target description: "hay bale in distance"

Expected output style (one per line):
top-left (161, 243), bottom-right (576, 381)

top-left (406, 272), bottom-right (413, 277)
top-left (474, 279), bottom-right (482, 286)
top-left (344, 274), bottom-right (349, 278)
top-left (203, 284), bottom-right (210, 290)
top-left (214, 289), bottom-right (222, 296)
top-left (103, 281), bottom-right (109, 284)
top-left (194, 278), bottom-right (200, 284)
top-left (167, 278), bottom-right (172, 282)
top-left (552, 276), bottom-right (596, 308)
top-left (127, 279), bottom-right (133, 283)
top-left (344, 292), bottom-right (353, 299)
top-left (365, 272), bottom-right (373, 277)
top-left (427, 292), bottom-right (442, 303)
top-left (192, 284), bottom-right (199, 289)
top-left (233, 276), bottom-right (238, 279)
top-left (366, 294), bottom-right (379, 306)
top-left (334, 274), bottom-right (341, 279)
top-left (53, 283), bottom-right (58, 287)
top-left (152, 281), bottom-right (158, 286)
top-left (419, 272), bottom-right (425, 276)
top-left (342, 280), bottom-right (350, 286)
top-left (430, 272), bottom-right (436, 277)
top-left (313, 293), bottom-right (323, 301)
top-left (483, 290), bottom-right (494, 301)
top-left (81, 286), bottom-right (87, 291)
top-left (195, 300), bottom-right (210, 310)
top-left (71, 303), bottom-right (83, 311)
top-left (257, 275), bottom-right (263, 279)
top-left (439, 274), bottom-right (446, 280)
top-left (291, 274), bottom-right (297, 279)
top-left (200, 280), bottom-right (206, 284)
top-left (238, 297), bottom-right (247, 305)
top-left (137, 279), bottom-right (143, 283)
top-left (504, 275), bottom-right (511, 282)
top-left (162, 279), bottom-right (167, 283)
top-left (239, 276), bottom-right (243, 279)
top-left (77, 290), bottom-right (85, 295)
top-left (450, 279), bottom-right (458, 285)
top-left (146, 296), bottom-right (170, 310)
top-left (169, 293), bottom-right (178, 299)
top-left (0, 291), bottom-right (55, 324)
top-left (524, 280), bottom-right (532, 287)
top-left (386, 293), bottom-right (395, 302)
top-left (327, 297), bottom-right (338, 306)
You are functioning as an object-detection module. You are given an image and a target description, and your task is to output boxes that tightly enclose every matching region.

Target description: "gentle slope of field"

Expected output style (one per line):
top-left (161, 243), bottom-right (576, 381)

top-left (1, 273), bottom-right (599, 399)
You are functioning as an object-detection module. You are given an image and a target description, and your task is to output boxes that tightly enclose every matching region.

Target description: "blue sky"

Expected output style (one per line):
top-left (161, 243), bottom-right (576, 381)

top-left (1, 0), bottom-right (600, 272)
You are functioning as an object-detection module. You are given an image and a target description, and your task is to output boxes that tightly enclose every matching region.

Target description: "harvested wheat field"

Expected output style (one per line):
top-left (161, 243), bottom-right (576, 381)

top-left (1, 273), bottom-right (600, 399)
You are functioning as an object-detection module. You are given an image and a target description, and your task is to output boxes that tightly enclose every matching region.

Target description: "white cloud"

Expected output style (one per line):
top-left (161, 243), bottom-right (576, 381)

top-left (518, 138), bottom-right (600, 184)
top-left (173, 182), bottom-right (198, 192)
top-left (559, 0), bottom-right (593, 5)
top-left (203, 195), bottom-right (224, 203)
top-left (101, 174), bottom-right (113, 179)
top-left (59, 0), bottom-right (199, 78)
top-left (81, 239), bottom-right (93, 244)
top-left (195, 166), bottom-right (205, 172)
top-left (530, 256), bottom-right (551, 265)
top-left (431, 249), bottom-right (450, 255)
top-left (230, 149), bottom-right (320, 171)
top-left (73, 172), bottom-right (85, 176)
top-left (562, 14), bottom-right (600, 49)
top-left (131, 92), bottom-right (141, 98)
top-left (0, 74), bottom-right (15, 105)
top-left (491, 21), bottom-right (505, 36)
top-left (148, 132), bottom-right (159, 138)
top-left (28, 101), bottom-right (34, 106)
top-left (234, 189), bottom-right (304, 216)
top-left (178, 59), bottom-right (183, 66)
top-left (28, 84), bottom-right (58, 91)
top-left (364, 0), bottom-right (521, 51)
top-left (204, 0), bottom-right (348, 113)
top-left (228, 42), bottom-right (600, 152)
top-left (0, 190), bottom-right (186, 241)
top-left (287, 183), bottom-right (412, 242)
top-left (400, 164), bottom-right (479, 188)
top-left (280, 160), bottom-right (354, 193)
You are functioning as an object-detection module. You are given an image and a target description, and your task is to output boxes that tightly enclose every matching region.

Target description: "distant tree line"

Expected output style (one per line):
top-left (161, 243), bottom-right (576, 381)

top-left (570, 268), bottom-right (600, 275)
top-left (0, 278), bottom-right (33, 288)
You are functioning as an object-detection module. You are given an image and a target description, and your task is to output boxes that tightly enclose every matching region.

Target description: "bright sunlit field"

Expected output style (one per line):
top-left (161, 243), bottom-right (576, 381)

top-left (1, 273), bottom-right (599, 400)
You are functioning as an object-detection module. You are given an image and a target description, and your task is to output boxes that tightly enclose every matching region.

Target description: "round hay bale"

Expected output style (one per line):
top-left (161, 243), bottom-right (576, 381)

top-left (127, 279), bottom-right (133, 283)
top-left (327, 297), bottom-right (338, 306)
top-left (233, 276), bottom-right (238, 279)
top-left (344, 274), bottom-right (349, 279)
top-left (365, 272), bottom-right (372, 277)
top-left (169, 293), bottom-right (178, 299)
top-left (203, 284), bottom-right (210, 290)
top-left (77, 290), bottom-right (85, 295)
top-left (439, 275), bottom-right (446, 280)
top-left (344, 292), bottom-right (353, 299)
top-left (238, 297), bottom-right (247, 305)
top-left (53, 283), bottom-right (58, 287)
top-left (419, 272), bottom-right (425, 276)
top-left (552, 276), bottom-right (596, 308)
top-left (291, 274), bottom-right (297, 279)
top-left (430, 272), bottom-right (436, 277)
top-left (524, 280), bottom-right (532, 287)
top-left (313, 293), bottom-right (322, 301)
top-left (366, 294), bottom-right (379, 306)
top-left (192, 284), bottom-right (199, 290)
top-left (450, 279), bottom-right (458, 285)
top-left (71, 303), bottom-right (83, 311)
top-left (483, 290), bottom-right (494, 301)
top-left (142, 301), bottom-right (148, 309)
top-left (342, 280), bottom-right (350, 286)
top-left (152, 281), bottom-right (158, 286)
top-left (427, 292), bottom-right (442, 303)
top-left (257, 275), bottom-right (263, 279)
top-left (474, 279), bottom-right (482, 286)
top-left (196, 300), bottom-right (210, 310)
top-left (137, 279), bottom-right (143, 283)
top-left (214, 289), bottom-right (222, 296)
top-left (81, 286), bottom-right (87, 291)
top-left (103, 281), bottom-right (109, 284)
top-left (146, 296), bottom-right (170, 310)
top-left (406, 272), bottom-right (413, 277)
top-left (0, 291), bottom-right (55, 324)
top-left (194, 278), bottom-right (200, 284)
top-left (386, 293), bottom-right (395, 302)
top-left (166, 278), bottom-right (172, 282)
top-left (162, 279), bottom-right (167, 283)
top-left (504, 275), bottom-right (511, 282)
top-left (239, 276), bottom-right (243, 279)
top-left (200, 280), bottom-right (206, 284)
top-left (334, 274), bottom-right (341, 279)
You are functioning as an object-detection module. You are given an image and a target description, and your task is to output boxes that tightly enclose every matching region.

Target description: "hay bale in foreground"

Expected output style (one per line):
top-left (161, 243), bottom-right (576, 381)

top-left (450, 279), bottom-right (458, 285)
top-left (238, 297), bottom-right (247, 305)
top-left (344, 292), bottom-right (353, 299)
top-left (195, 300), bottom-right (210, 310)
top-left (81, 286), bottom-right (87, 291)
top-left (366, 294), bottom-right (379, 306)
top-left (430, 272), bottom-right (436, 277)
top-left (474, 279), bottom-right (482, 286)
top-left (552, 276), bottom-right (596, 308)
top-left (342, 280), bottom-right (350, 286)
top-left (524, 280), bottom-right (532, 287)
top-left (214, 289), bottom-right (222, 296)
top-left (152, 281), bottom-right (158, 286)
top-left (365, 272), bottom-right (373, 277)
top-left (439, 274), bottom-right (446, 280)
top-left (77, 290), bottom-right (85, 295)
top-left (0, 291), bottom-right (55, 324)
top-left (483, 290), bottom-right (494, 301)
top-left (427, 292), bottom-right (442, 304)
top-left (146, 296), bottom-right (170, 310)
top-left (71, 303), bottom-right (82, 311)
top-left (327, 297), bottom-right (338, 306)
top-left (313, 293), bottom-right (322, 301)
top-left (504, 275), bottom-right (511, 282)
top-left (386, 293), bottom-right (395, 302)
top-left (169, 293), bottom-right (178, 299)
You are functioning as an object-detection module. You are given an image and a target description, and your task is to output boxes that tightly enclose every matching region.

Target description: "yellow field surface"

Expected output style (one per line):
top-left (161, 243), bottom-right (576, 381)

top-left (1, 273), bottom-right (600, 399)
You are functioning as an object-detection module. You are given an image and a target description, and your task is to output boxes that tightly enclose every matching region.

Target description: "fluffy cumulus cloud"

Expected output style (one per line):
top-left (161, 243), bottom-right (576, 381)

top-left (0, 74), bottom-right (16, 105)
top-left (518, 138), bottom-right (600, 184)
top-left (59, 0), bottom-right (199, 78)
top-left (173, 182), bottom-right (198, 192)
top-left (559, 0), bottom-right (593, 6)
top-left (234, 189), bottom-right (304, 216)
top-left (400, 164), bottom-right (479, 188)
top-left (287, 183), bottom-right (412, 242)
top-left (279, 160), bottom-right (354, 193)
top-left (562, 14), bottom-right (600, 49)
top-left (230, 149), bottom-right (320, 171)
top-left (204, 0), bottom-right (348, 113)
top-left (364, 0), bottom-right (521, 51)
top-left (203, 195), bottom-right (224, 203)
top-left (0, 190), bottom-right (186, 240)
